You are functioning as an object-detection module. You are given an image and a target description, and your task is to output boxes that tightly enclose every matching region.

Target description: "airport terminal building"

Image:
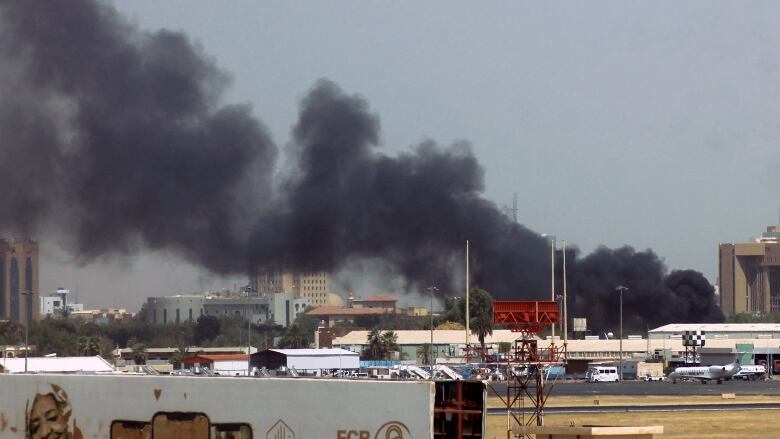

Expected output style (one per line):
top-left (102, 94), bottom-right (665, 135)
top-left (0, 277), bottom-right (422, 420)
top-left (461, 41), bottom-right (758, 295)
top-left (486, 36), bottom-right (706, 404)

top-left (719, 225), bottom-right (780, 315)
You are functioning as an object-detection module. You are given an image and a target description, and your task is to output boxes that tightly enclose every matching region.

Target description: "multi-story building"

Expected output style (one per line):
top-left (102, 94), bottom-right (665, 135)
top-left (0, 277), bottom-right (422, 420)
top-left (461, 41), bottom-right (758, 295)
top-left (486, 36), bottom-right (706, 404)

top-left (719, 225), bottom-right (780, 315)
top-left (40, 288), bottom-right (85, 317)
top-left (250, 267), bottom-right (332, 307)
top-left (144, 291), bottom-right (308, 327)
top-left (0, 237), bottom-right (39, 325)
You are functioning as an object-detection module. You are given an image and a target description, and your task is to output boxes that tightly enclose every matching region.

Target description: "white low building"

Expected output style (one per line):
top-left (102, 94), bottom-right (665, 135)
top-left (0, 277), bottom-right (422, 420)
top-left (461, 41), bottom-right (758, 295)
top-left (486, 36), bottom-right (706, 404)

top-left (0, 356), bottom-right (114, 374)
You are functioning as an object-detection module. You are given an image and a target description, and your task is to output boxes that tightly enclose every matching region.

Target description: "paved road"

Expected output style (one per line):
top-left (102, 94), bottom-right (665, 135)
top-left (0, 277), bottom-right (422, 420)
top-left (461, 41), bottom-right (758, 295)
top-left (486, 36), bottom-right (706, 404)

top-left (486, 379), bottom-right (780, 396)
top-left (486, 402), bottom-right (780, 415)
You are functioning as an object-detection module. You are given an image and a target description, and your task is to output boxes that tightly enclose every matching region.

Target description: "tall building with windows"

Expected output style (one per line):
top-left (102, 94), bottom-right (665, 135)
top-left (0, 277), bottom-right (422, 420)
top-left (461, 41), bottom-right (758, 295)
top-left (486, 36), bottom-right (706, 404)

top-left (0, 237), bottom-right (39, 324)
top-left (719, 225), bottom-right (780, 316)
top-left (249, 267), bottom-right (332, 307)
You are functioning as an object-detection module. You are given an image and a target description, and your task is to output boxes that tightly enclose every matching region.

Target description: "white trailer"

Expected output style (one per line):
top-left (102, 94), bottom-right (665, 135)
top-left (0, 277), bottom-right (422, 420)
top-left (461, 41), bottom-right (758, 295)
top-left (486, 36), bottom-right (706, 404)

top-left (1, 373), bottom-right (485, 438)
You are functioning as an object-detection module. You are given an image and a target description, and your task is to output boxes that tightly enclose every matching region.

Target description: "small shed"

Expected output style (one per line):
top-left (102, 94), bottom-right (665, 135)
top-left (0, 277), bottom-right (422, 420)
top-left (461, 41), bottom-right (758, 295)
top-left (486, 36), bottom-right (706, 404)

top-left (181, 354), bottom-right (249, 376)
top-left (251, 348), bottom-right (359, 371)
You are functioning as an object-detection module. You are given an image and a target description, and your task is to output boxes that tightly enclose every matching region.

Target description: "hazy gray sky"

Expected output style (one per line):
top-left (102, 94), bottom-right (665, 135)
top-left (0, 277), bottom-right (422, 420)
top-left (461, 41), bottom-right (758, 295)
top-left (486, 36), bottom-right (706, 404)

top-left (43, 1), bottom-right (780, 310)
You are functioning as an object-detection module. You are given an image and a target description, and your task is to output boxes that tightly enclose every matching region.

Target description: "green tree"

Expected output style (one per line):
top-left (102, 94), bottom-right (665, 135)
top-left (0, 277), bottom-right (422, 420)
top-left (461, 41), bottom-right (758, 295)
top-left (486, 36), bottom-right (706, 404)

top-left (78, 335), bottom-right (102, 356)
top-left (381, 330), bottom-right (399, 358)
top-left (443, 297), bottom-right (465, 324)
top-left (291, 308), bottom-right (318, 345)
top-left (170, 338), bottom-right (190, 369)
top-left (278, 324), bottom-right (308, 349)
top-left (469, 288), bottom-right (494, 353)
top-left (194, 315), bottom-right (221, 345)
top-left (131, 343), bottom-right (148, 365)
top-left (417, 343), bottom-right (432, 365)
top-left (0, 321), bottom-right (23, 345)
top-left (365, 329), bottom-right (384, 360)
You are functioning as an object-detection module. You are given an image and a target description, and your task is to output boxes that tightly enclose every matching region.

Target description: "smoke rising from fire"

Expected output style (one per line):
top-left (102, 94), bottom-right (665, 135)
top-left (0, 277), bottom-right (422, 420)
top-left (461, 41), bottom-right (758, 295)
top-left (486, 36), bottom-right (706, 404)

top-left (0, 0), bottom-right (723, 328)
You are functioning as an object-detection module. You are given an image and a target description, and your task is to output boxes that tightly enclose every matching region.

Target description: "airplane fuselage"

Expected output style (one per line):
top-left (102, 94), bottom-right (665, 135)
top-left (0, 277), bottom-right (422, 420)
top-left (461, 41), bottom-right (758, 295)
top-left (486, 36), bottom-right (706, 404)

top-left (669, 362), bottom-right (741, 384)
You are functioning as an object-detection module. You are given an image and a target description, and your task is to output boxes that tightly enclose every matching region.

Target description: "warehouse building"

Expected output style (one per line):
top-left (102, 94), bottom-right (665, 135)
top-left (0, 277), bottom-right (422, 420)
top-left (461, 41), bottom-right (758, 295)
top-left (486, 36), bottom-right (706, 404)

top-left (250, 348), bottom-right (359, 372)
top-left (649, 323), bottom-right (780, 340)
top-left (181, 354), bottom-right (249, 376)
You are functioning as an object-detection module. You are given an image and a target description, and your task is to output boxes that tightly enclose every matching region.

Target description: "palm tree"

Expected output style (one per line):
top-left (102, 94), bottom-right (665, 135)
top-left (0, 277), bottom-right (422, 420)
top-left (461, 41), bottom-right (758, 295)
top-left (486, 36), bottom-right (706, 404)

top-left (366, 329), bottom-right (383, 360)
top-left (77, 336), bottom-right (101, 356)
top-left (417, 343), bottom-right (432, 366)
top-left (469, 288), bottom-right (494, 353)
top-left (131, 343), bottom-right (147, 365)
top-left (381, 331), bottom-right (399, 360)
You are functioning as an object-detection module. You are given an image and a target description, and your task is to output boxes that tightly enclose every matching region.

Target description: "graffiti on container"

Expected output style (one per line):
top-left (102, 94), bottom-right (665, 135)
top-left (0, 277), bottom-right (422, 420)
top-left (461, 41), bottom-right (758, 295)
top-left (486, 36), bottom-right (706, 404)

top-left (267, 419), bottom-right (295, 439)
top-left (26, 384), bottom-right (83, 439)
top-left (374, 421), bottom-right (411, 439)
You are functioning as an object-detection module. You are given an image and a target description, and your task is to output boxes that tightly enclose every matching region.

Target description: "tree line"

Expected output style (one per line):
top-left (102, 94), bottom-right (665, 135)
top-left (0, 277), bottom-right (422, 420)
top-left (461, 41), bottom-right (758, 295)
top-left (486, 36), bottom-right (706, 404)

top-left (0, 288), bottom-right (495, 362)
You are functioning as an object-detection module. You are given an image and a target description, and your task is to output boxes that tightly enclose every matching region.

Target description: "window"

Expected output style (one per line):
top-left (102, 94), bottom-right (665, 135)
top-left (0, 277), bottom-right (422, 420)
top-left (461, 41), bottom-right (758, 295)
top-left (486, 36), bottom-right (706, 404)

top-left (152, 413), bottom-right (209, 439)
top-left (213, 423), bottom-right (253, 439)
top-left (111, 420), bottom-right (151, 438)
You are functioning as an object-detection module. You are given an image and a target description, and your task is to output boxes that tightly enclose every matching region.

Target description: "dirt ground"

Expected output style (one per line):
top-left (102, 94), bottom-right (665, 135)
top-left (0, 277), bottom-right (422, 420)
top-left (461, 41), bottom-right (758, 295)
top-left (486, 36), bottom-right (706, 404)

top-left (486, 409), bottom-right (780, 438)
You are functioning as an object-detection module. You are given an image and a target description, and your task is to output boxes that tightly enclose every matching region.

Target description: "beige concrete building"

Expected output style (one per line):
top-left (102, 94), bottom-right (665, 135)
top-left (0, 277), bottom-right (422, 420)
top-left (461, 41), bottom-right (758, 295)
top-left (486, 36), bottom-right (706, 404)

top-left (250, 267), bottom-right (332, 306)
top-left (0, 238), bottom-right (39, 325)
top-left (719, 226), bottom-right (780, 315)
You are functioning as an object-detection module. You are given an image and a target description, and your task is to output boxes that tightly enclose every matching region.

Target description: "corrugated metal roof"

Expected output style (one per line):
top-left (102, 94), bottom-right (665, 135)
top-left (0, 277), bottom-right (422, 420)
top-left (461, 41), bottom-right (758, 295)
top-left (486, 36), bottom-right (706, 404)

top-left (650, 323), bottom-right (780, 332)
top-left (333, 329), bottom-right (520, 345)
top-left (0, 356), bottom-right (114, 373)
top-left (331, 330), bottom-right (780, 353)
top-left (355, 295), bottom-right (397, 302)
top-left (181, 354), bottom-right (248, 364)
top-left (266, 348), bottom-right (359, 357)
top-left (306, 306), bottom-right (392, 316)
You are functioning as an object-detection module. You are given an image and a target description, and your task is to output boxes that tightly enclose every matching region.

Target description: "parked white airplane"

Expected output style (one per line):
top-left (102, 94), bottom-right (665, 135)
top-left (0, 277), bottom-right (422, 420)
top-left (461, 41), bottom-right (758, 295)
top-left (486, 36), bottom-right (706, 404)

top-left (668, 359), bottom-right (741, 384)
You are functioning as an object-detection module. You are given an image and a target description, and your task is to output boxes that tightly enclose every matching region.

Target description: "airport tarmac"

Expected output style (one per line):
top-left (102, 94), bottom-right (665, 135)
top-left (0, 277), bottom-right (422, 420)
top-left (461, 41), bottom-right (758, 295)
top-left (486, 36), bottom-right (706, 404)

top-left (487, 379), bottom-right (780, 396)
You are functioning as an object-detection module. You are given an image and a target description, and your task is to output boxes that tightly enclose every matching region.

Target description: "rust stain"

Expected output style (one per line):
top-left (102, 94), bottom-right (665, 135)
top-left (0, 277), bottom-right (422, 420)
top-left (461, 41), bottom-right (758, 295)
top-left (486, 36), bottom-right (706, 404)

top-left (9, 427), bottom-right (16, 433)
top-left (0, 412), bottom-right (6, 431)
top-left (184, 392), bottom-right (187, 400)
top-left (154, 388), bottom-right (162, 401)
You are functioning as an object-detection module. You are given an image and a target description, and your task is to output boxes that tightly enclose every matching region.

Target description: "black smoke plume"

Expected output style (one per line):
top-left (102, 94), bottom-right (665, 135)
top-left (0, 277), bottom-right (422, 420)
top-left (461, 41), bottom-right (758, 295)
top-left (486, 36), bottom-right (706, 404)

top-left (0, 0), bottom-right (723, 329)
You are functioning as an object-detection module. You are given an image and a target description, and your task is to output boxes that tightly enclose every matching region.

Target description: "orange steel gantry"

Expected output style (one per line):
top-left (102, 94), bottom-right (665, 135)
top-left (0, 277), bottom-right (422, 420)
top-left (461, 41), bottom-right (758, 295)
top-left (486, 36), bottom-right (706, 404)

top-left (485, 300), bottom-right (567, 439)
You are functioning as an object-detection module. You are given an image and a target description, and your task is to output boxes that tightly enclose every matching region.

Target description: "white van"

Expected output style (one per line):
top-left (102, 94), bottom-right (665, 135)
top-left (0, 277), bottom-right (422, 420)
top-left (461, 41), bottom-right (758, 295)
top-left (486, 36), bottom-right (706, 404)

top-left (587, 366), bottom-right (619, 382)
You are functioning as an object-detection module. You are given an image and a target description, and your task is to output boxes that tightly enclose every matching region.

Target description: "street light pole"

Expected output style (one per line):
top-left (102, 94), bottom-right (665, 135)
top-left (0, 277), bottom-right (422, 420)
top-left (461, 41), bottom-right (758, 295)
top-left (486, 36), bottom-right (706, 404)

top-left (21, 290), bottom-right (31, 373)
top-left (245, 286), bottom-right (253, 377)
top-left (427, 286), bottom-right (438, 373)
top-left (615, 286), bottom-right (628, 382)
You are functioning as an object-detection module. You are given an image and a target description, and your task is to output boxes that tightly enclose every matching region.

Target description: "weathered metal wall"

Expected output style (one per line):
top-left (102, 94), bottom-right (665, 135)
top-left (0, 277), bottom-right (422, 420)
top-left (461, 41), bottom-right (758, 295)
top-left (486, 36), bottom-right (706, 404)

top-left (0, 374), bottom-right (434, 438)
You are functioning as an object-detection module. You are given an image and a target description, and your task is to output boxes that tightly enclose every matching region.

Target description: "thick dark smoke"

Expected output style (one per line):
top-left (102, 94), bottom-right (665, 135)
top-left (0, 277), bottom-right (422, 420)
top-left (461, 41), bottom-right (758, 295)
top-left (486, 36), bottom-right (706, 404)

top-left (0, 0), bottom-right (276, 272)
top-left (573, 247), bottom-right (723, 331)
top-left (0, 0), bottom-right (723, 328)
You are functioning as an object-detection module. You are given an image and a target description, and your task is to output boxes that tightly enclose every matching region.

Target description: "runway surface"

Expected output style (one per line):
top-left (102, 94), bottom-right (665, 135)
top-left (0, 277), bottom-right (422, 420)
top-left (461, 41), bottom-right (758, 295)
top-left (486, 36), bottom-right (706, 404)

top-left (486, 379), bottom-right (780, 396)
top-left (486, 402), bottom-right (780, 415)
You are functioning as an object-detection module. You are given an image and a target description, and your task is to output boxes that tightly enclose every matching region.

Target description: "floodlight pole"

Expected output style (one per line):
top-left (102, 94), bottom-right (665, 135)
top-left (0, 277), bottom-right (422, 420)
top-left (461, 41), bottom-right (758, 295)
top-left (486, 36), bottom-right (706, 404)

top-left (615, 286), bottom-right (628, 381)
top-left (427, 285), bottom-right (438, 374)
top-left (21, 290), bottom-right (31, 373)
